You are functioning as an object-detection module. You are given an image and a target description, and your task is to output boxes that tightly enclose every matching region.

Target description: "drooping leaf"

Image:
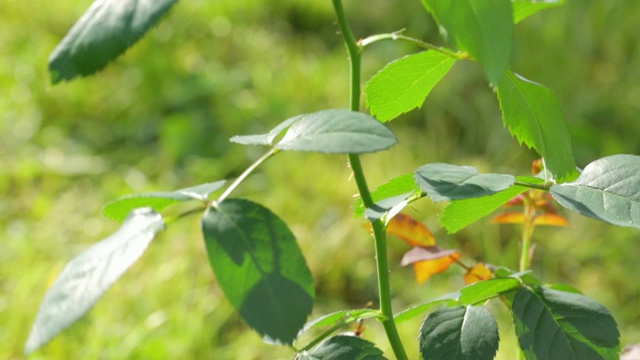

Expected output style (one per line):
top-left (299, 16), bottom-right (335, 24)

top-left (354, 173), bottom-right (420, 218)
top-left (230, 116), bottom-right (302, 146)
top-left (512, 0), bottom-right (564, 24)
top-left (497, 71), bottom-right (575, 177)
top-left (365, 51), bottom-right (456, 122)
top-left (533, 212), bottom-right (569, 227)
top-left (412, 252), bottom-right (462, 284)
top-left (512, 286), bottom-right (620, 359)
top-left (49, 0), bottom-right (178, 83)
top-left (491, 211), bottom-right (526, 224)
top-left (422, 0), bottom-right (513, 84)
top-left (298, 335), bottom-right (387, 360)
top-left (459, 278), bottom-right (521, 305)
top-left (201, 199), bottom-right (315, 344)
top-left (440, 176), bottom-right (545, 233)
top-left (415, 163), bottom-right (516, 202)
top-left (400, 246), bottom-right (459, 265)
top-left (386, 213), bottom-right (436, 247)
top-left (395, 293), bottom-right (460, 324)
top-left (274, 109), bottom-right (397, 154)
top-left (550, 154), bottom-right (640, 229)
top-left (103, 181), bottom-right (226, 221)
top-left (463, 263), bottom-right (495, 285)
top-left (25, 208), bottom-right (165, 355)
top-left (419, 306), bottom-right (499, 360)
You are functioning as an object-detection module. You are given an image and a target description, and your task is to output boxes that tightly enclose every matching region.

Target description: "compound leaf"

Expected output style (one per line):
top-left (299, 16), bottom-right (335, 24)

top-left (497, 71), bottom-right (575, 177)
top-left (512, 286), bottom-right (620, 359)
top-left (25, 208), bottom-right (165, 355)
top-left (422, 0), bottom-right (513, 84)
top-left (415, 163), bottom-right (515, 202)
top-left (550, 154), bottom-right (640, 229)
top-left (103, 181), bottom-right (226, 221)
top-left (365, 51), bottom-right (456, 122)
top-left (275, 109), bottom-right (397, 154)
top-left (420, 306), bottom-right (499, 360)
top-left (201, 199), bottom-right (314, 344)
top-left (49, 0), bottom-right (178, 83)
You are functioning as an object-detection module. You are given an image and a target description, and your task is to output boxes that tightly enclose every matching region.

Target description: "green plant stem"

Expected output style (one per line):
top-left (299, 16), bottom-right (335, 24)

top-left (215, 148), bottom-right (277, 204)
top-left (518, 199), bottom-right (536, 272)
top-left (332, 1), bottom-right (408, 359)
top-left (360, 32), bottom-right (469, 60)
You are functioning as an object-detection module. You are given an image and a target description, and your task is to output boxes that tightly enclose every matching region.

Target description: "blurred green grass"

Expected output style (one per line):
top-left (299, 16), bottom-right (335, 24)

top-left (2, 0), bottom-right (640, 359)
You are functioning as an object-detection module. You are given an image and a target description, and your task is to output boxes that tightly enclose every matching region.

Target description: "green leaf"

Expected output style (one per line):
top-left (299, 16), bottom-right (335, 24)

top-left (230, 116), bottom-right (302, 146)
top-left (103, 181), bottom-right (226, 221)
top-left (394, 293), bottom-right (460, 324)
top-left (419, 306), bottom-right (499, 360)
top-left (440, 176), bottom-right (544, 233)
top-left (459, 278), bottom-right (522, 305)
top-left (422, 0), bottom-right (513, 84)
top-left (354, 173), bottom-right (419, 218)
top-left (497, 71), bottom-right (575, 177)
top-left (201, 199), bottom-right (315, 344)
top-left (25, 208), bottom-right (165, 355)
top-left (297, 309), bottom-right (382, 340)
top-left (415, 163), bottom-right (516, 203)
top-left (512, 286), bottom-right (620, 359)
top-left (49, 0), bottom-right (178, 83)
top-left (298, 335), bottom-right (387, 360)
top-left (273, 109), bottom-right (397, 154)
top-left (512, 0), bottom-right (564, 24)
top-left (550, 154), bottom-right (640, 229)
top-left (365, 51), bottom-right (456, 122)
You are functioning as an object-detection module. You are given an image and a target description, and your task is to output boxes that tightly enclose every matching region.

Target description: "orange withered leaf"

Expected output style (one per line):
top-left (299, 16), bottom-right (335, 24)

top-left (463, 262), bottom-right (494, 284)
top-left (413, 252), bottom-right (462, 284)
top-left (533, 213), bottom-right (569, 227)
top-left (491, 212), bottom-right (526, 224)
top-left (386, 213), bottom-right (435, 247)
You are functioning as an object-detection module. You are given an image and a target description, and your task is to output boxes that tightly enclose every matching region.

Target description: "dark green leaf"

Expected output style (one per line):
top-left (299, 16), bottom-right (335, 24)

top-left (365, 51), bottom-right (456, 122)
top-left (512, 0), bottom-right (564, 24)
top-left (49, 0), bottom-right (178, 83)
top-left (25, 208), bottom-right (165, 355)
top-left (394, 293), bottom-right (460, 324)
top-left (422, 0), bottom-right (513, 84)
top-left (298, 335), bottom-right (387, 360)
top-left (551, 154), bottom-right (640, 229)
top-left (459, 278), bottom-right (521, 305)
top-left (440, 176), bottom-right (544, 233)
top-left (230, 116), bottom-right (302, 146)
top-left (415, 163), bottom-right (515, 202)
top-left (274, 109), bottom-right (397, 154)
top-left (512, 286), bottom-right (620, 359)
top-left (419, 306), bottom-right (499, 360)
top-left (497, 71), bottom-right (575, 177)
top-left (354, 173), bottom-right (419, 218)
top-left (103, 181), bottom-right (226, 221)
top-left (201, 199), bottom-right (315, 344)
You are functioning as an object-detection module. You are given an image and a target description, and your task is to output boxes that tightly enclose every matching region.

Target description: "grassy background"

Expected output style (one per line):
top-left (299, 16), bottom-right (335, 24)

top-left (2, 0), bottom-right (640, 358)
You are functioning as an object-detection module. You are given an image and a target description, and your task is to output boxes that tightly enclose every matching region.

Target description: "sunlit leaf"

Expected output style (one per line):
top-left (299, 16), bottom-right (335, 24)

top-left (497, 71), bottom-right (575, 178)
top-left (513, 286), bottom-right (620, 359)
top-left (463, 263), bottom-right (494, 285)
top-left (103, 181), bottom-right (225, 221)
top-left (512, 0), bottom-right (564, 24)
top-left (386, 213), bottom-right (436, 247)
top-left (533, 213), bottom-right (568, 227)
top-left (459, 277), bottom-right (521, 305)
top-left (394, 293), bottom-right (460, 324)
top-left (201, 199), bottom-right (315, 344)
top-left (491, 212), bottom-right (526, 224)
top-left (298, 335), bottom-right (387, 360)
top-left (296, 309), bottom-right (382, 342)
top-left (49, 0), bottom-right (178, 83)
top-left (420, 306), bottom-right (499, 360)
top-left (365, 51), bottom-right (456, 122)
top-left (274, 109), bottom-right (397, 154)
top-left (25, 208), bottom-right (165, 355)
top-left (415, 163), bottom-right (516, 202)
top-left (400, 246), bottom-right (459, 266)
top-left (354, 173), bottom-right (420, 218)
top-left (413, 252), bottom-right (462, 284)
top-left (422, 0), bottom-right (513, 85)
top-left (550, 154), bottom-right (640, 229)
top-left (230, 116), bottom-right (302, 146)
